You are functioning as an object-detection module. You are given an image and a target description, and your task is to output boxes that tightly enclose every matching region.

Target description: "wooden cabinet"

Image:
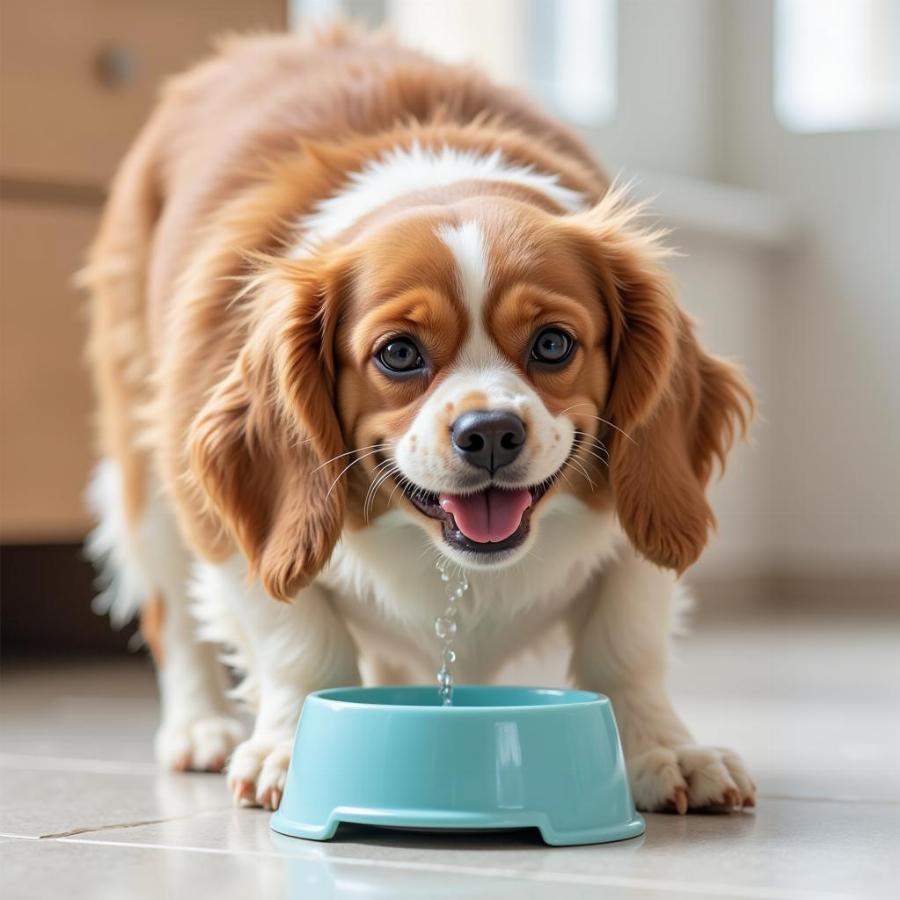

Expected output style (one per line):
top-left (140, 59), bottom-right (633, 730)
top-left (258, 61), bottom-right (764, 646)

top-left (1, 0), bottom-right (286, 185)
top-left (0, 0), bottom-right (286, 541)
top-left (0, 201), bottom-right (97, 539)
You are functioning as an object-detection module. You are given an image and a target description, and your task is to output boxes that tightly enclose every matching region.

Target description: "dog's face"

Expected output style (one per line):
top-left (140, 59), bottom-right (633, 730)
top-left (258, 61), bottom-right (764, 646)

top-left (334, 198), bottom-right (614, 567)
top-left (191, 190), bottom-right (751, 599)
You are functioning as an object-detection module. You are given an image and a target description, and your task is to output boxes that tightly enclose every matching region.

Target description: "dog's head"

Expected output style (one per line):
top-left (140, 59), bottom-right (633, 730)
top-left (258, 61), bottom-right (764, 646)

top-left (191, 188), bottom-right (752, 600)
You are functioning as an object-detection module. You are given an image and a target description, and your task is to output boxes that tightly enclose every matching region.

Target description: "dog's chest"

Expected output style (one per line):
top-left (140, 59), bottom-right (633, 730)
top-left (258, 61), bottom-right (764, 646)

top-left (322, 496), bottom-right (622, 674)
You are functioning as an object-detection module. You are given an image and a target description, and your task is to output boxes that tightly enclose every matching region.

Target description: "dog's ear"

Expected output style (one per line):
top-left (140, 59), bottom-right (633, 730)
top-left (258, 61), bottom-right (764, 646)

top-left (573, 189), bottom-right (753, 572)
top-left (189, 256), bottom-right (347, 600)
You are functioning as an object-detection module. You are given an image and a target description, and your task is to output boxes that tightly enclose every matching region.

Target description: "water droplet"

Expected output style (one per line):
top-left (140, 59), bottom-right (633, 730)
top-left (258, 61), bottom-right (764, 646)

top-left (434, 616), bottom-right (457, 639)
top-left (433, 558), bottom-right (468, 706)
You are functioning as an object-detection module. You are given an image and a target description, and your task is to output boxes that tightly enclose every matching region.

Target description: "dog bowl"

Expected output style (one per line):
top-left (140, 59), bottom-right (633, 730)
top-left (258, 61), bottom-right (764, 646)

top-left (270, 685), bottom-right (644, 846)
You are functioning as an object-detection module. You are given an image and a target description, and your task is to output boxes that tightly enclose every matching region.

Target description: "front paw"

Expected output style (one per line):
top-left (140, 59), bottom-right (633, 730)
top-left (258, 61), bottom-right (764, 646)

top-left (155, 715), bottom-right (244, 773)
top-left (628, 745), bottom-right (755, 814)
top-left (227, 737), bottom-right (292, 810)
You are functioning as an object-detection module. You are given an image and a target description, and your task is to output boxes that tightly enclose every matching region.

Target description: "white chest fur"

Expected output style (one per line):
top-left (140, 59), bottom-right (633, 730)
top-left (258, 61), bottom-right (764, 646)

top-left (321, 494), bottom-right (622, 680)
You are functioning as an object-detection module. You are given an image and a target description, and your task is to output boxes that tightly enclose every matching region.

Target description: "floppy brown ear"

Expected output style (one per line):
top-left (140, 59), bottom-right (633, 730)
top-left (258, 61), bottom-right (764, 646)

top-left (189, 259), bottom-right (347, 600)
top-left (608, 316), bottom-right (753, 572)
top-left (574, 190), bottom-right (753, 571)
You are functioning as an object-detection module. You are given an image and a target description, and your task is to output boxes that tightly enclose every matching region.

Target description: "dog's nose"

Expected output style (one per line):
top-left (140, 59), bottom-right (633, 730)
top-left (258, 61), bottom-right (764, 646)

top-left (450, 410), bottom-right (525, 474)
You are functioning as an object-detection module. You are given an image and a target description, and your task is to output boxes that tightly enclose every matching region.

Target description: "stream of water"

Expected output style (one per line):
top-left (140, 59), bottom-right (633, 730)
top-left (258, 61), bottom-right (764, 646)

top-left (434, 557), bottom-right (469, 705)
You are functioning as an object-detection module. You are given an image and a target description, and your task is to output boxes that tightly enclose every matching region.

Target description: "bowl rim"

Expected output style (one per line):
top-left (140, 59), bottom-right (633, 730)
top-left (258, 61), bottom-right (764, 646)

top-left (307, 684), bottom-right (608, 714)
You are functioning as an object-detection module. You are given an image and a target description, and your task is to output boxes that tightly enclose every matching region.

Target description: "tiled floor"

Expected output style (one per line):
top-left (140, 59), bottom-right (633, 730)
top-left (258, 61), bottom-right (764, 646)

top-left (1, 611), bottom-right (898, 899)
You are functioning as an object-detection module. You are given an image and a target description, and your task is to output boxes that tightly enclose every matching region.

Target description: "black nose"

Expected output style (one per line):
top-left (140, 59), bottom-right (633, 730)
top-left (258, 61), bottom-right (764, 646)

top-left (450, 410), bottom-right (526, 474)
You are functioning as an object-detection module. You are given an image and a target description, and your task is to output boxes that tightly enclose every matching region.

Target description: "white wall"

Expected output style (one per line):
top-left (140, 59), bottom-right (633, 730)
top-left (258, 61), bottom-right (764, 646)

top-left (585, 0), bottom-right (724, 179)
top-left (720, 1), bottom-right (900, 576)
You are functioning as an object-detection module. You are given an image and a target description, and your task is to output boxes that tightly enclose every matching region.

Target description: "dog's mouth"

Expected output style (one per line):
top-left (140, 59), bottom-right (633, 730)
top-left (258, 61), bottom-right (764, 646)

top-left (400, 478), bottom-right (555, 556)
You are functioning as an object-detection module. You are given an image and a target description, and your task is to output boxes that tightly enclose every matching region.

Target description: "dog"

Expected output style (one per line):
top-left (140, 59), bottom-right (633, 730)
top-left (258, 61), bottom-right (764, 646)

top-left (83, 24), bottom-right (754, 815)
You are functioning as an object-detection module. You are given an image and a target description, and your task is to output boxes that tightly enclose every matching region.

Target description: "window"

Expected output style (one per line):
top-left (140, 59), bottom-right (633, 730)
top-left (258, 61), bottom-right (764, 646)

top-left (292, 0), bottom-right (618, 127)
top-left (775, 0), bottom-right (900, 132)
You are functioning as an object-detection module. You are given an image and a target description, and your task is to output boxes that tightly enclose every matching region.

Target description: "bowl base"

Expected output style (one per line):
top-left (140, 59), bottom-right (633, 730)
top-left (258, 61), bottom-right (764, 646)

top-left (271, 806), bottom-right (645, 847)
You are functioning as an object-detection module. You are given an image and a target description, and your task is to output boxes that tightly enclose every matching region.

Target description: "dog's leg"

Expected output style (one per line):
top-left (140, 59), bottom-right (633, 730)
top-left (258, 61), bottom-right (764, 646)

top-left (86, 460), bottom-right (242, 771)
top-left (192, 559), bottom-right (360, 810)
top-left (569, 547), bottom-right (755, 813)
top-left (143, 532), bottom-right (242, 773)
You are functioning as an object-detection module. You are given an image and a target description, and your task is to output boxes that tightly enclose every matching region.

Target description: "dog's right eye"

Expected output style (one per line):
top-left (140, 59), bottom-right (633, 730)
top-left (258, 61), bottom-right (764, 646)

top-left (375, 337), bottom-right (427, 376)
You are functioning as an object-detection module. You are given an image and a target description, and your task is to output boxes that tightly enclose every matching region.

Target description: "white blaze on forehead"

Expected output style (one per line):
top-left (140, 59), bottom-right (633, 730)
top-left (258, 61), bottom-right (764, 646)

top-left (291, 143), bottom-right (587, 257)
top-left (436, 220), bottom-right (500, 365)
top-left (436, 221), bottom-right (488, 320)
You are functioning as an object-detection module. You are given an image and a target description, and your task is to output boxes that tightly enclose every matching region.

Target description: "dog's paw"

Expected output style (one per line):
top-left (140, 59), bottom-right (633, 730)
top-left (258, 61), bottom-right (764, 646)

top-left (155, 716), bottom-right (244, 773)
top-left (628, 745), bottom-right (755, 814)
top-left (227, 737), bottom-right (292, 810)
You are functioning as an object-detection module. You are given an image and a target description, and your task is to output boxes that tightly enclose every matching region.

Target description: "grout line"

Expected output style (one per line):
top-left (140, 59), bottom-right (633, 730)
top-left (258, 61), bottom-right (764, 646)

top-left (757, 792), bottom-right (900, 807)
top-left (0, 833), bottom-right (41, 841)
top-left (55, 836), bottom-right (862, 900)
top-left (40, 808), bottom-right (233, 841)
top-left (0, 753), bottom-right (160, 777)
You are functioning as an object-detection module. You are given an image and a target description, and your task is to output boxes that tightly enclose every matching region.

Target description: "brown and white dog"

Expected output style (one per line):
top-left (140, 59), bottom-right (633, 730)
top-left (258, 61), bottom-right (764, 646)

top-left (83, 25), bottom-right (754, 814)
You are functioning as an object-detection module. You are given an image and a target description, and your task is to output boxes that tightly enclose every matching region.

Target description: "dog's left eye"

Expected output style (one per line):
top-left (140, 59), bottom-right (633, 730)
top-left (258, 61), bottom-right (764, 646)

top-left (375, 336), bottom-right (426, 375)
top-left (530, 327), bottom-right (575, 366)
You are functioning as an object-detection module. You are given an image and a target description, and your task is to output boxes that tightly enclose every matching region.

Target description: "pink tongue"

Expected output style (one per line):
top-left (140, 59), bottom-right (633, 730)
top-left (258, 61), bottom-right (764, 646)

top-left (439, 488), bottom-right (532, 544)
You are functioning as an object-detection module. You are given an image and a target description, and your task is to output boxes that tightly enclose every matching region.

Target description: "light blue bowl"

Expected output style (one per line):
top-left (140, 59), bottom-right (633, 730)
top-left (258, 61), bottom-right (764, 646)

top-left (270, 685), bottom-right (644, 846)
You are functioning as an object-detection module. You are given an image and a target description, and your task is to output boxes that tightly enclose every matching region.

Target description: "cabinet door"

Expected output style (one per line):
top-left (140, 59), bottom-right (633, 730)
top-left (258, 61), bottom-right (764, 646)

top-left (0, 0), bottom-right (286, 186)
top-left (0, 201), bottom-right (98, 540)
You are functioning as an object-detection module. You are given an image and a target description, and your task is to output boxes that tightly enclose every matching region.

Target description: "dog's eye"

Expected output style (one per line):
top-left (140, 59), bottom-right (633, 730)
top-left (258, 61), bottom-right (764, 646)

top-left (530, 327), bottom-right (575, 366)
top-left (375, 337), bottom-right (426, 375)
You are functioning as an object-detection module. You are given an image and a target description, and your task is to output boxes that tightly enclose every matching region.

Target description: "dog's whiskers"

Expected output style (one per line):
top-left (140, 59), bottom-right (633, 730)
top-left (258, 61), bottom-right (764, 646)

top-left (364, 461), bottom-right (402, 522)
top-left (365, 470), bottom-right (399, 522)
top-left (573, 430), bottom-right (610, 468)
top-left (559, 403), bottom-right (637, 444)
top-left (576, 442), bottom-right (610, 463)
top-left (386, 472), bottom-right (413, 510)
top-left (573, 428), bottom-right (610, 450)
top-left (313, 443), bottom-right (390, 474)
top-left (324, 446), bottom-right (388, 499)
top-left (567, 456), bottom-right (597, 492)
top-left (362, 457), bottom-right (397, 515)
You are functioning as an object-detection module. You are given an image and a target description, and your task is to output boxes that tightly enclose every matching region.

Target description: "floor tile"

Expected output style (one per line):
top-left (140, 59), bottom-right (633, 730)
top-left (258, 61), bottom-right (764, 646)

top-left (68, 798), bottom-right (899, 900)
top-left (0, 837), bottom-right (697, 900)
top-left (0, 766), bottom-right (229, 839)
top-left (0, 658), bottom-right (159, 763)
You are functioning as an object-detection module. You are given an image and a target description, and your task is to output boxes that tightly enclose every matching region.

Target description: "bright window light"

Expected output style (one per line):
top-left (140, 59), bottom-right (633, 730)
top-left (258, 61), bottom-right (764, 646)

top-left (387, 0), bottom-right (617, 127)
top-left (775, 0), bottom-right (900, 132)
top-left (387, 0), bottom-right (525, 86)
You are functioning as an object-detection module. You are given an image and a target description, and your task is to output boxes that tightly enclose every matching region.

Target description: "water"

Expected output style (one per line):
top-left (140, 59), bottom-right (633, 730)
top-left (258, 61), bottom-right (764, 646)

top-left (434, 557), bottom-right (469, 705)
